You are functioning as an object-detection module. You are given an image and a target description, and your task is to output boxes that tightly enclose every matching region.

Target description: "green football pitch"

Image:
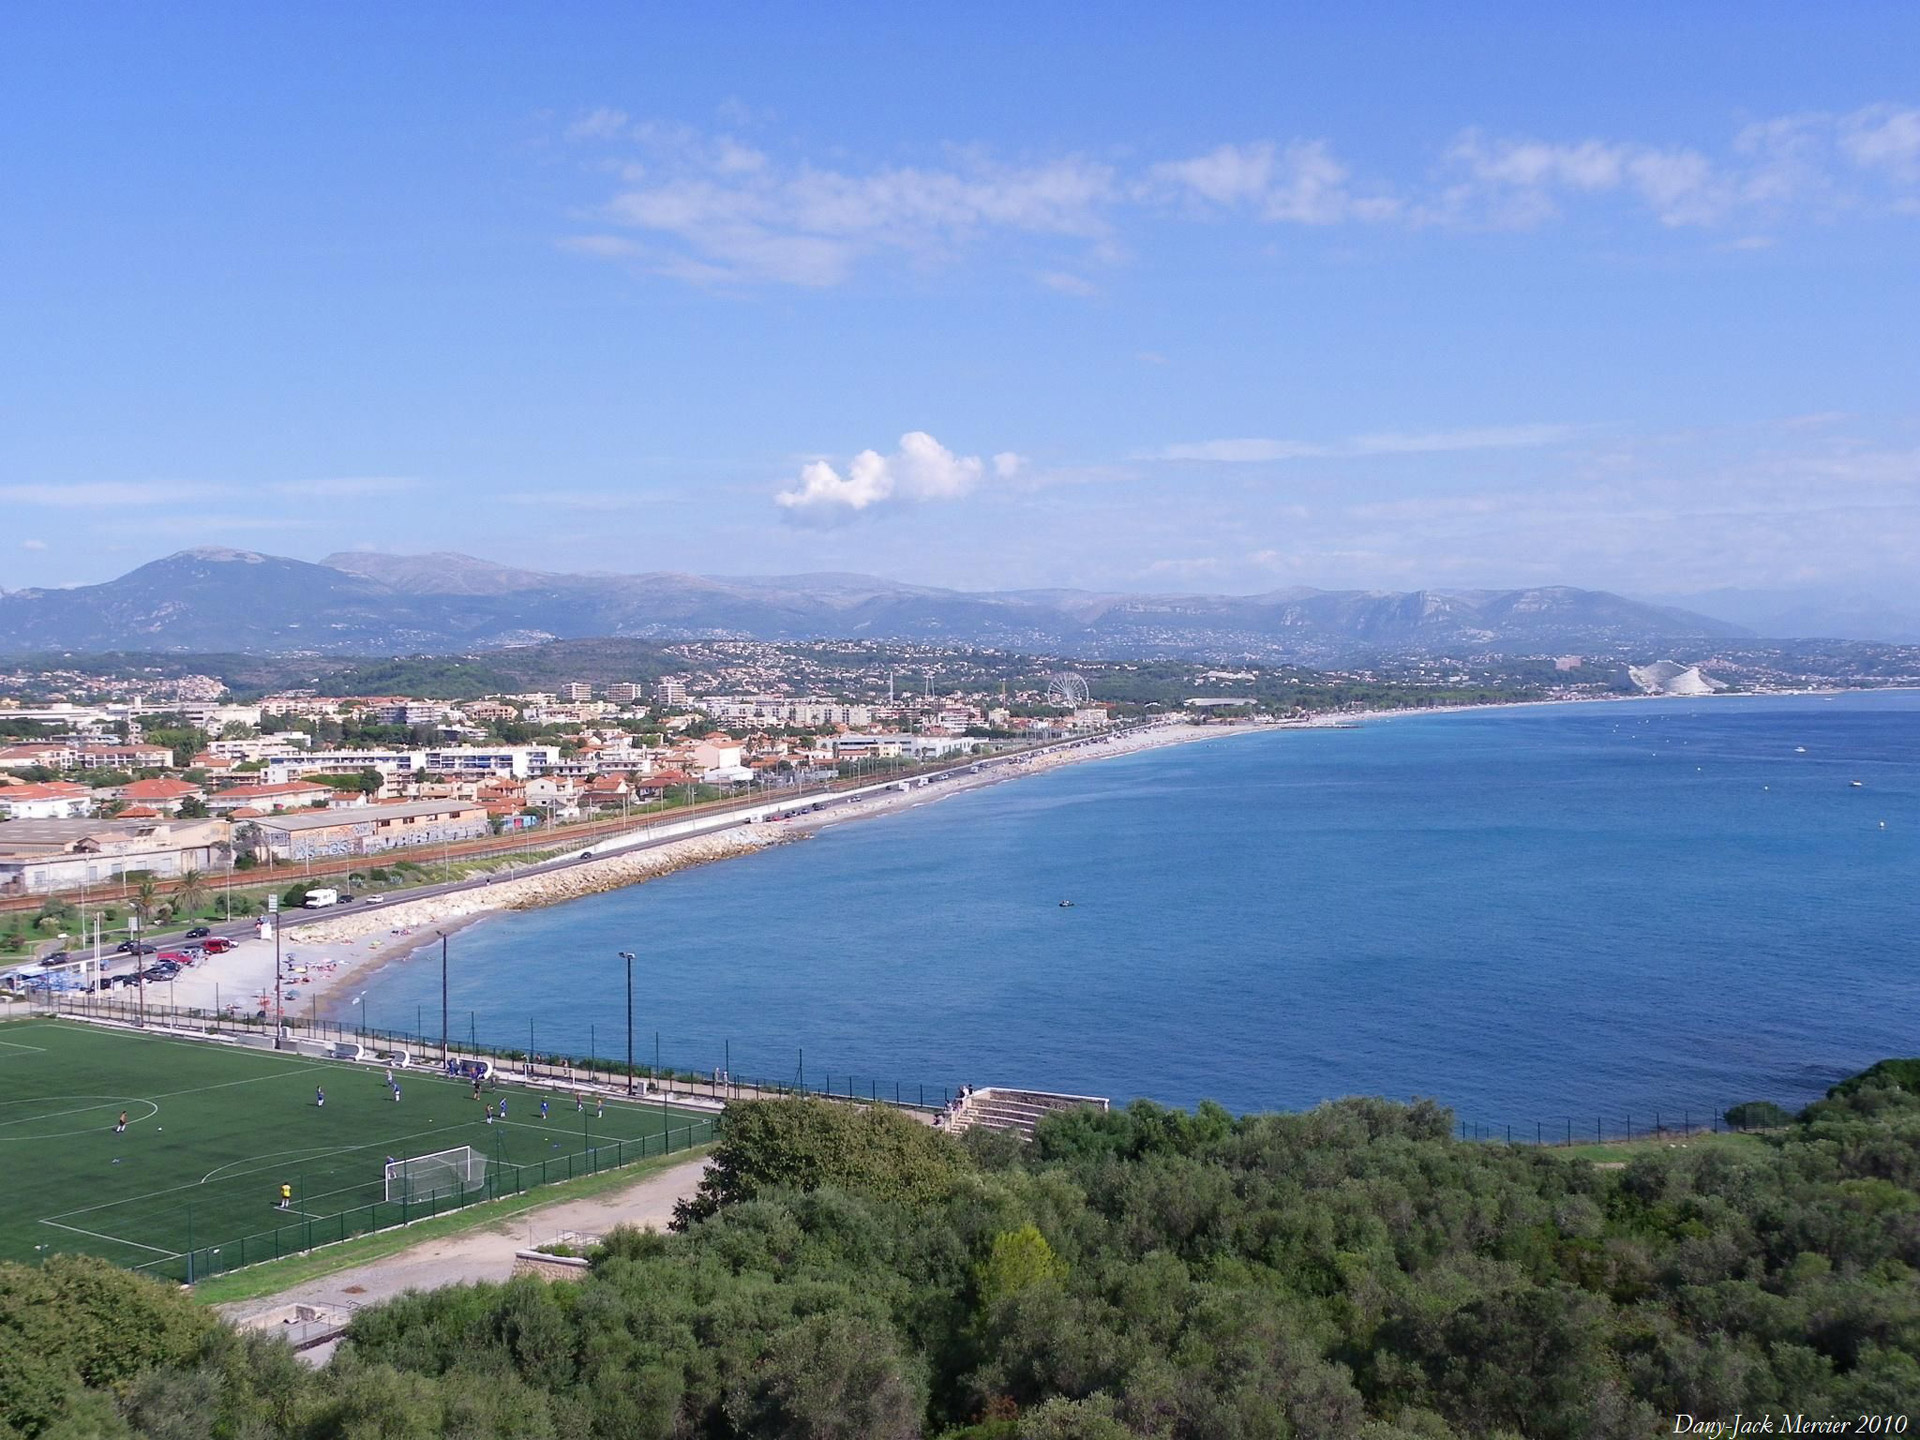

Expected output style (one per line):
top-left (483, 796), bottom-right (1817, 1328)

top-left (0, 1018), bottom-right (713, 1283)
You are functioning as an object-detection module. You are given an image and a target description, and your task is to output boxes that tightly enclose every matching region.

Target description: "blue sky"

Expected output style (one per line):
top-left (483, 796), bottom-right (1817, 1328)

top-left (2, 3), bottom-right (1917, 608)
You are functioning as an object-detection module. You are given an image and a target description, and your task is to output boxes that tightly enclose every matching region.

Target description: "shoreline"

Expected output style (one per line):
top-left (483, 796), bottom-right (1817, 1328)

top-left (157, 686), bottom-right (1883, 1022)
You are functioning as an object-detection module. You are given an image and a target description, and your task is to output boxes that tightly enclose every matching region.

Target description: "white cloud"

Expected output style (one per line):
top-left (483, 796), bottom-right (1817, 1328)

top-left (1038, 270), bottom-right (1098, 296)
top-left (775, 432), bottom-right (990, 521)
top-left (1159, 424), bottom-right (1578, 463)
top-left (591, 129), bottom-right (1116, 286)
top-left (20, 538), bottom-right (47, 551)
top-left (270, 476), bottom-right (417, 498)
top-left (0, 482), bottom-right (225, 506)
top-left (569, 105), bottom-right (1920, 286)
top-left (566, 107), bottom-right (631, 141)
top-left (1150, 140), bottom-right (1398, 224)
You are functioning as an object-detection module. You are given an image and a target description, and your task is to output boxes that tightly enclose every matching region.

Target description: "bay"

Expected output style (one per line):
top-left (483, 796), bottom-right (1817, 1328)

top-left (344, 691), bottom-right (1920, 1130)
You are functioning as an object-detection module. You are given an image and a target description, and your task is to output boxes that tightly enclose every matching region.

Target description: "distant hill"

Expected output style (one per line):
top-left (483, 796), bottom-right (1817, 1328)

top-left (0, 547), bottom-right (1750, 658)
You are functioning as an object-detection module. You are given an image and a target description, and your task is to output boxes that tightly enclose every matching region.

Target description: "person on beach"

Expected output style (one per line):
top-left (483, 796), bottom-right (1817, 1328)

top-left (115, 1111), bottom-right (127, 1134)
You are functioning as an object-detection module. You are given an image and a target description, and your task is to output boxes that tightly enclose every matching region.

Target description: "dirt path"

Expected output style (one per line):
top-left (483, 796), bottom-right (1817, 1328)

top-left (218, 1154), bottom-right (710, 1354)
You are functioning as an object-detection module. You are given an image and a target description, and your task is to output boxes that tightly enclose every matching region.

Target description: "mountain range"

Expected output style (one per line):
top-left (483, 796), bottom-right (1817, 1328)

top-left (0, 548), bottom-right (1752, 659)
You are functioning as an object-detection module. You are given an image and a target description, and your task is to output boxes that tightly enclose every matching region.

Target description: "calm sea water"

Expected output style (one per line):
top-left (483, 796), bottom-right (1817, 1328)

top-left (345, 692), bottom-right (1920, 1130)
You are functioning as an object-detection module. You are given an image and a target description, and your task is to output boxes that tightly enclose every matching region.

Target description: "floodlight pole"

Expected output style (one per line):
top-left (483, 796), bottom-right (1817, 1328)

top-left (618, 951), bottom-right (635, 1095)
top-left (438, 930), bottom-right (448, 1065)
top-left (268, 894), bottom-right (282, 1046)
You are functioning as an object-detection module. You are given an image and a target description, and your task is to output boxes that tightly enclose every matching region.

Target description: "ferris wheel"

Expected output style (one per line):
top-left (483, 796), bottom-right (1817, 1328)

top-left (1045, 671), bottom-right (1092, 709)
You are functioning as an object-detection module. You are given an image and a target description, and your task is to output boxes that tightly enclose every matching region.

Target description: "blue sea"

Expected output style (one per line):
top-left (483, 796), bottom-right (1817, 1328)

top-left (344, 692), bottom-right (1920, 1131)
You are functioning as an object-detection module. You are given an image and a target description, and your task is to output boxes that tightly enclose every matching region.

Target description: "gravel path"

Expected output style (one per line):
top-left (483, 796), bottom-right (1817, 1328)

top-left (218, 1153), bottom-right (710, 1359)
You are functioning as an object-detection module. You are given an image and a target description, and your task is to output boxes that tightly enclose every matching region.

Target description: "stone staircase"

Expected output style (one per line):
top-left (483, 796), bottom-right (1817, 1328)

top-left (943, 1086), bottom-right (1109, 1140)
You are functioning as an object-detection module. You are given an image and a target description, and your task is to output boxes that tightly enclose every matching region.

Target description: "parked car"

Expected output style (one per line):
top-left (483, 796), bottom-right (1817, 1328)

top-left (184, 926), bottom-right (211, 940)
top-left (156, 950), bottom-right (193, 965)
top-left (201, 936), bottom-right (234, 954)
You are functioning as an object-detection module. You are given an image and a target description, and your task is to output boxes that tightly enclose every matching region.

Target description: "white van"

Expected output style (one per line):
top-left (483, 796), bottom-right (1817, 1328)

top-left (304, 888), bottom-right (340, 908)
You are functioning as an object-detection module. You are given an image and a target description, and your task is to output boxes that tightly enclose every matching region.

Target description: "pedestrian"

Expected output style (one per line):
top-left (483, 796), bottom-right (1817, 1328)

top-left (384, 1066), bottom-right (394, 1087)
top-left (315, 1086), bottom-right (325, 1108)
top-left (278, 1183), bottom-right (292, 1210)
top-left (485, 1102), bottom-right (495, 1124)
top-left (575, 1092), bottom-right (584, 1113)
top-left (391, 1082), bottom-right (401, 1103)
top-left (595, 1096), bottom-right (604, 1119)
top-left (114, 1111), bottom-right (127, 1134)
top-left (498, 1097), bottom-right (508, 1120)
top-left (539, 1099), bottom-right (549, 1120)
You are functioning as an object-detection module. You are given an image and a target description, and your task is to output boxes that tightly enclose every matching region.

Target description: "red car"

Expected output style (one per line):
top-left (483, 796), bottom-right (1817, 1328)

top-left (202, 936), bottom-right (234, 954)
top-left (156, 950), bottom-right (193, 965)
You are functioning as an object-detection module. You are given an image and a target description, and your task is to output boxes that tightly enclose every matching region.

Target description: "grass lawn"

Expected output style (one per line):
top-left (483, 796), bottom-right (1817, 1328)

top-left (0, 1017), bottom-right (712, 1284)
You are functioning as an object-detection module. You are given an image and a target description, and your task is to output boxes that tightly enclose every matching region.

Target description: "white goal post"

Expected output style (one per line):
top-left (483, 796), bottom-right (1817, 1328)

top-left (384, 1146), bottom-right (487, 1204)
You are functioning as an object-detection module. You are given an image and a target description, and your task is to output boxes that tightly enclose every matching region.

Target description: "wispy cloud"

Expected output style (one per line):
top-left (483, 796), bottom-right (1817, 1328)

top-left (561, 104), bottom-right (1920, 286)
top-left (0, 481), bottom-right (227, 506)
top-left (270, 476), bottom-right (418, 499)
top-left (568, 123), bottom-right (1115, 286)
top-left (1158, 423), bottom-right (1580, 463)
top-left (19, 539), bottom-right (47, 551)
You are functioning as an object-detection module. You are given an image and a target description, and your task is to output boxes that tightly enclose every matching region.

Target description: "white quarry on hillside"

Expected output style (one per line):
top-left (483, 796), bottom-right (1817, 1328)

top-left (1628, 661), bottom-right (1727, 697)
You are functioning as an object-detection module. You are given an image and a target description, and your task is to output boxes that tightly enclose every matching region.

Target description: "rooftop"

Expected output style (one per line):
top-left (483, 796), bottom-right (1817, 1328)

top-left (245, 798), bottom-right (487, 832)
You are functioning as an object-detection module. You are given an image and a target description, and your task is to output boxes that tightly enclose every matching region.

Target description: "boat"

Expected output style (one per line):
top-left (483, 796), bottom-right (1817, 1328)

top-left (1795, 746), bottom-right (1807, 753)
top-left (1058, 900), bottom-right (1075, 908)
top-left (1851, 781), bottom-right (1864, 788)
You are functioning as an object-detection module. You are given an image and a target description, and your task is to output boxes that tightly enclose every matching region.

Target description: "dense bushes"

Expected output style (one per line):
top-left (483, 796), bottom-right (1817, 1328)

top-left (8, 1072), bottom-right (1920, 1437)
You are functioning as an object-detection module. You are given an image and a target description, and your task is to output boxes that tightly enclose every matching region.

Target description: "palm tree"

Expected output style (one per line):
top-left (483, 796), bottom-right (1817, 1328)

top-left (132, 875), bottom-right (159, 931)
top-left (174, 869), bottom-right (208, 919)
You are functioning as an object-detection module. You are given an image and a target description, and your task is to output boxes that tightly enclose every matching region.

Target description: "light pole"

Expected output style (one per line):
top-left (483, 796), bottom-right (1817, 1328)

top-left (618, 951), bottom-right (635, 1095)
top-left (438, 930), bottom-right (449, 1065)
top-left (267, 893), bottom-right (282, 1045)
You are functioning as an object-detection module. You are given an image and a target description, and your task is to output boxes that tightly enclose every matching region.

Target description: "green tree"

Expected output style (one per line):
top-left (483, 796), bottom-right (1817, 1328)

top-left (172, 869), bottom-right (208, 919)
top-left (976, 1224), bottom-right (1068, 1309)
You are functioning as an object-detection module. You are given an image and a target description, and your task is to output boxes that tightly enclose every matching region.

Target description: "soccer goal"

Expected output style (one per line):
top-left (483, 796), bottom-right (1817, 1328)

top-left (384, 1146), bottom-right (487, 1204)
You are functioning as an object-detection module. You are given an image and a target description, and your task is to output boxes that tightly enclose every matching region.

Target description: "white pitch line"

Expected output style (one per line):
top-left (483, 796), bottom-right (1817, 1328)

top-left (38, 1218), bottom-right (181, 1259)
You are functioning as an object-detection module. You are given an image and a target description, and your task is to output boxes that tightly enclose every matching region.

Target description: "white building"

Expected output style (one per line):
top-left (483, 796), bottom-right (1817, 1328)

top-left (0, 783), bottom-right (96, 820)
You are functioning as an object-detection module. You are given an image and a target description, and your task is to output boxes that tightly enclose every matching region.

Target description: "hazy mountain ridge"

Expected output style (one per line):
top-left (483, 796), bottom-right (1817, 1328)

top-left (0, 548), bottom-right (1751, 658)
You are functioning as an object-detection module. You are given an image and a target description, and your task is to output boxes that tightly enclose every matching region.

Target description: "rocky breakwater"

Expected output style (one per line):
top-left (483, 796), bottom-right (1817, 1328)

top-left (292, 826), bottom-right (789, 950)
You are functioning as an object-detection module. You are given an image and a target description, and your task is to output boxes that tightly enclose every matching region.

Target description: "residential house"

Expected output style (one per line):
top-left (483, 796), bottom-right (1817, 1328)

top-left (74, 743), bottom-right (173, 771)
top-left (0, 743), bottom-right (81, 772)
top-left (0, 782), bottom-right (96, 820)
top-left (206, 780), bottom-right (340, 814)
top-left (102, 778), bottom-right (204, 815)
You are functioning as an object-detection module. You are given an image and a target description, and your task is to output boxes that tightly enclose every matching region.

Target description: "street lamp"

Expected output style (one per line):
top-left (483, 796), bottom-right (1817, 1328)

top-left (267, 893), bottom-right (282, 1045)
top-left (618, 951), bottom-right (635, 1095)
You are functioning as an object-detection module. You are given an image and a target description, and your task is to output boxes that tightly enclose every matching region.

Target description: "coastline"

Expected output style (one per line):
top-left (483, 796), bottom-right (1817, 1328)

top-left (163, 721), bottom-right (1253, 1018)
top-left (156, 687), bottom-right (1866, 1022)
